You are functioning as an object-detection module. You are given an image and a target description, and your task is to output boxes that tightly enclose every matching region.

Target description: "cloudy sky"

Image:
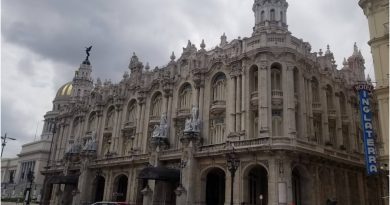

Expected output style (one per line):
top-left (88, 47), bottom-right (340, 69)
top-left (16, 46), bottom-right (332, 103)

top-left (1, 0), bottom-right (372, 158)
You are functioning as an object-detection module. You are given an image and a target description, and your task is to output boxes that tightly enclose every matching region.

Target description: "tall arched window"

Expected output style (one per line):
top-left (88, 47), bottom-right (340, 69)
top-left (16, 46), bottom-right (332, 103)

top-left (87, 112), bottom-right (97, 132)
top-left (280, 11), bottom-right (284, 22)
top-left (326, 85), bottom-right (334, 110)
top-left (270, 9), bottom-right (275, 21)
top-left (179, 83), bottom-right (192, 111)
top-left (260, 10), bottom-right (265, 22)
top-left (105, 107), bottom-right (115, 129)
top-left (339, 92), bottom-right (347, 114)
top-left (151, 93), bottom-right (163, 118)
top-left (271, 66), bottom-right (282, 91)
top-left (272, 110), bottom-right (282, 136)
top-left (311, 78), bottom-right (320, 102)
top-left (71, 117), bottom-right (80, 137)
top-left (212, 73), bottom-right (226, 102)
top-left (127, 100), bottom-right (137, 123)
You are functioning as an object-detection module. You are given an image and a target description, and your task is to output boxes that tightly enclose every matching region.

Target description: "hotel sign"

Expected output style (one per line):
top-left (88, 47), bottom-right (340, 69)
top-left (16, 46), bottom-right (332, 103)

top-left (354, 83), bottom-right (378, 175)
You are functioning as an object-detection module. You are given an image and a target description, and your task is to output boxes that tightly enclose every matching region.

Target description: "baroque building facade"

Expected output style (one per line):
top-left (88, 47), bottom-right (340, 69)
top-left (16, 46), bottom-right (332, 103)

top-left (41, 0), bottom-right (382, 204)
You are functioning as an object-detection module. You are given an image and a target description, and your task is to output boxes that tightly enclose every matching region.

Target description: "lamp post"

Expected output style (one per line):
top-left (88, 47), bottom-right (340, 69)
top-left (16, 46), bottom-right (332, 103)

top-left (1, 133), bottom-right (16, 157)
top-left (25, 170), bottom-right (35, 205)
top-left (226, 148), bottom-right (240, 205)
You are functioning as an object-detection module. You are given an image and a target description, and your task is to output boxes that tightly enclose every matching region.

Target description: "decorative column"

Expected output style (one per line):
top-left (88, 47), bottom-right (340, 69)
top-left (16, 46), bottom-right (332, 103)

top-left (241, 71), bottom-right (246, 132)
top-left (137, 92), bottom-right (146, 151)
top-left (258, 62), bottom-right (269, 137)
top-left (236, 75), bottom-right (242, 132)
top-left (284, 64), bottom-right (295, 138)
top-left (320, 85), bottom-right (330, 144)
top-left (344, 170), bottom-right (351, 205)
top-left (267, 159), bottom-right (277, 205)
top-left (298, 72), bottom-right (307, 139)
top-left (228, 75), bottom-right (237, 133)
top-left (275, 155), bottom-right (292, 205)
top-left (334, 92), bottom-right (343, 148)
top-left (307, 78), bottom-right (314, 140)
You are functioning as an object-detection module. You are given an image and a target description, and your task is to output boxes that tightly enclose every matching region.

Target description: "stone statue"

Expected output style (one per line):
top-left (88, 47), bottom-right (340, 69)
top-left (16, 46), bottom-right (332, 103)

top-left (151, 113), bottom-right (168, 138)
top-left (85, 46), bottom-right (92, 60)
top-left (83, 132), bottom-right (97, 152)
top-left (184, 105), bottom-right (201, 133)
top-left (152, 125), bottom-right (160, 138)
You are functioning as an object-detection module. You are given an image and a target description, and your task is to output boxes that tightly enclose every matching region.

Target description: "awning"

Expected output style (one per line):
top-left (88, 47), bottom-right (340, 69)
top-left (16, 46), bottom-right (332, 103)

top-left (47, 175), bottom-right (79, 185)
top-left (138, 167), bottom-right (180, 181)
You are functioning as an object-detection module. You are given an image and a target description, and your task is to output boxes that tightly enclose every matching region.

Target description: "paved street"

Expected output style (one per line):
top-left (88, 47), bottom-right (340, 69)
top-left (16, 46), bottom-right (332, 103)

top-left (1, 202), bottom-right (39, 205)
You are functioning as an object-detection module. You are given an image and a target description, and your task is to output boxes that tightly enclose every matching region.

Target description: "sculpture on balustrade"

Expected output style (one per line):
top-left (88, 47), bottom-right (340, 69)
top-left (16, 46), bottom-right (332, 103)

top-left (82, 131), bottom-right (97, 153)
top-left (184, 105), bottom-right (201, 134)
top-left (152, 113), bottom-right (169, 139)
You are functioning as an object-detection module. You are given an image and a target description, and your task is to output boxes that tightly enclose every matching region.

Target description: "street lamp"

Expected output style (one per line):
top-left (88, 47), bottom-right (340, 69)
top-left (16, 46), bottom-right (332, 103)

top-left (25, 170), bottom-right (35, 205)
top-left (1, 133), bottom-right (16, 157)
top-left (259, 194), bottom-right (263, 205)
top-left (226, 148), bottom-right (240, 205)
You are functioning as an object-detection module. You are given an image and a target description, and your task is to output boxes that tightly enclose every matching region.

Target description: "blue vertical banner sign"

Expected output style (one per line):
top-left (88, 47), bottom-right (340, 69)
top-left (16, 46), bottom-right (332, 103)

top-left (354, 83), bottom-right (378, 175)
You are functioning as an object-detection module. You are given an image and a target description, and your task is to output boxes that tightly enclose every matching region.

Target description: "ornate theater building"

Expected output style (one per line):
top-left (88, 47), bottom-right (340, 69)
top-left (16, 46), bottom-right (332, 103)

top-left (40, 0), bottom-right (383, 204)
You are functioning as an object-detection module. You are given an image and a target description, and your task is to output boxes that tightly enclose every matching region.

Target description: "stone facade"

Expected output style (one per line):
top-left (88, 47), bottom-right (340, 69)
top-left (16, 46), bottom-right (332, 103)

top-left (41, 0), bottom-right (382, 204)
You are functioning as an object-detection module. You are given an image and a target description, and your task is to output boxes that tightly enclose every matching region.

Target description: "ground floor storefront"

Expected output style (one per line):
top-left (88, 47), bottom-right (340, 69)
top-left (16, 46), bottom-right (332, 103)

top-left (41, 151), bottom-right (385, 205)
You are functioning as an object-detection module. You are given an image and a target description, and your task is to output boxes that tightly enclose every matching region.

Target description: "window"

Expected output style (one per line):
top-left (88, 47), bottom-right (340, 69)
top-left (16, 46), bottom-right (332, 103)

top-left (209, 116), bottom-right (225, 144)
top-left (212, 74), bottom-right (226, 102)
top-left (105, 107), bottom-right (115, 129)
top-left (280, 11), bottom-right (284, 22)
top-left (179, 84), bottom-right (192, 111)
top-left (270, 9), bottom-right (275, 21)
top-left (271, 68), bottom-right (281, 91)
top-left (151, 93), bottom-right (163, 118)
top-left (127, 102), bottom-right (137, 123)
top-left (272, 110), bottom-right (282, 136)
top-left (326, 85), bottom-right (334, 110)
top-left (311, 78), bottom-right (320, 102)
top-left (313, 114), bottom-right (322, 144)
top-left (88, 112), bottom-right (97, 132)
top-left (261, 10), bottom-right (265, 22)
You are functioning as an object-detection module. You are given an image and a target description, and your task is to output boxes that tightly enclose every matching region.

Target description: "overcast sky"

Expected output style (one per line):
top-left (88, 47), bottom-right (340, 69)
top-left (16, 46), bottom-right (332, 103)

top-left (1, 0), bottom-right (372, 158)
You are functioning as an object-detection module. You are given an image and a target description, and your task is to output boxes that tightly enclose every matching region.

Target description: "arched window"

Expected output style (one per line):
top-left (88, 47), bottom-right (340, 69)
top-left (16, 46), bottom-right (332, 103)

top-left (250, 66), bottom-right (259, 93)
top-left (260, 10), bottom-right (265, 22)
top-left (280, 11), bottom-right (284, 22)
top-left (151, 93), bottom-right (163, 118)
top-left (179, 83), bottom-right (192, 111)
top-left (271, 66), bottom-right (281, 91)
top-left (127, 101), bottom-right (137, 123)
top-left (311, 78), bottom-right (320, 102)
top-left (326, 85), bottom-right (334, 109)
top-left (272, 110), bottom-right (282, 136)
top-left (339, 92), bottom-right (347, 115)
top-left (270, 9), bottom-right (275, 21)
top-left (212, 73), bottom-right (227, 102)
top-left (88, 112), bottom-right (97, 132)
top-left (105, 107), bottom-right (115, 129)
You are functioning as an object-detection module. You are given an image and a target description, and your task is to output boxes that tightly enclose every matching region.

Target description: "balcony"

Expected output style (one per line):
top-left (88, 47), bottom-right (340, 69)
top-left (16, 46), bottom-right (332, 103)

top-left (210, 100), bottom-right (226, 114)
top-left (250, 91), bottom-right (258, 106)
top-left (149, 115), bottom-right (160, 123)
top-left (312, 102), bottom-right (321, 111)
top-left (176, 108), bottom-right (190, 117)
top-left (328, 109), bottom-right (336, 118)
top-left (271, 90), bottom-right (283, 106)
top-left (123, 121), bottom-right (136, 129)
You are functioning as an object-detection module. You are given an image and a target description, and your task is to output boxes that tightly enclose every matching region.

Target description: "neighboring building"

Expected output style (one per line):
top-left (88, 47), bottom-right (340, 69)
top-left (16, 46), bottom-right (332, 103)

top-left (1, 138), bottom-right (51, 201)
top-left (41, 0), bottom-right (382, 205)
top-left (359, 0), bottom-right (389, 171)
top-left (359, 0), bottom-right (389, 204)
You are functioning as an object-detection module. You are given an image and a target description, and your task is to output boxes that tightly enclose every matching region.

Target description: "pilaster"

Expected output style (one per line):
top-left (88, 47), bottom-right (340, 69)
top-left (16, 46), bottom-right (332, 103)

top-left (258, 62), bottom-right (269, 137)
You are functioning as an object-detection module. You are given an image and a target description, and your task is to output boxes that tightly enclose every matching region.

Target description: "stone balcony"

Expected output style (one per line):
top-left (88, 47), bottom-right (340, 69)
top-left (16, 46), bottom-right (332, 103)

top-left (271, 90), bottom-right (283, 106)
top-left (312, 102), bottom-right (321, 111)
top-left (210, 100), bottom-right (226, 114)
top-left (123, 121), bottom-right (136, 129)
top-left (250, 91), bottom-right (258, 106)
top-left (328, 108), bottom-right (336, 118)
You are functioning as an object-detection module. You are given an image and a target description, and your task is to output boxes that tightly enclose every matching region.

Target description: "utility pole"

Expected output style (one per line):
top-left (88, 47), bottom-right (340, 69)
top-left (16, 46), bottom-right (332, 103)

top-left (1, 133), bottom-right (16, 157)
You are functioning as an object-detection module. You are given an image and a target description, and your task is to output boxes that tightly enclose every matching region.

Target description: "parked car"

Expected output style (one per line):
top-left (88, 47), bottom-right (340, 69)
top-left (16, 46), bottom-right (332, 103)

top-left (90, 202), bottom-right (129, 205)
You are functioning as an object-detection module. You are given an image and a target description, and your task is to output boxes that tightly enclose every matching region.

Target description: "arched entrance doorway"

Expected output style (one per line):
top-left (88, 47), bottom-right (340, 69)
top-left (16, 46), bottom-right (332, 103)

top-left (244, 165), bottom-right (268, 205)
top-left (292, 166), bottom-right (312, 205)
top-left (113, 174), bottom-right (128, 202)
top-left (93, 176), bottom-right (105, 202)
top-left (205, 168), bottom-right (225, 205)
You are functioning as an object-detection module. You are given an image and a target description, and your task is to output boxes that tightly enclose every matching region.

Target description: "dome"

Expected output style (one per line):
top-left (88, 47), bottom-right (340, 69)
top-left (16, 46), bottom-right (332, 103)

top-left (55, 82), bottom-right (73, 100)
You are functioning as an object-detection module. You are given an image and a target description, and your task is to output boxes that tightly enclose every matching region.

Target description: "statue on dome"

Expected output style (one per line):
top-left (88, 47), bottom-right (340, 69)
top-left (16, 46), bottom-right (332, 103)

top-left (85, 46), bottom-right (92, 60)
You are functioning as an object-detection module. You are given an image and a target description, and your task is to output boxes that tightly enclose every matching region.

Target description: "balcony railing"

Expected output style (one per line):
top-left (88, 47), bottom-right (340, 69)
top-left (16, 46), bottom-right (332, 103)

top-left (210, 100), bottom-right (226, 114)
top-left (312, 102), bottom-right (321, 110)
top-left (250, 91), bottom-right (258, 106)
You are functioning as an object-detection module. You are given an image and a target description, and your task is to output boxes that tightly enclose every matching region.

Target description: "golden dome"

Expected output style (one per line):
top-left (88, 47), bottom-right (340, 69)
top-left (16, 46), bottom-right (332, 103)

top-left (55, 82), bottom-right (73, 99)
